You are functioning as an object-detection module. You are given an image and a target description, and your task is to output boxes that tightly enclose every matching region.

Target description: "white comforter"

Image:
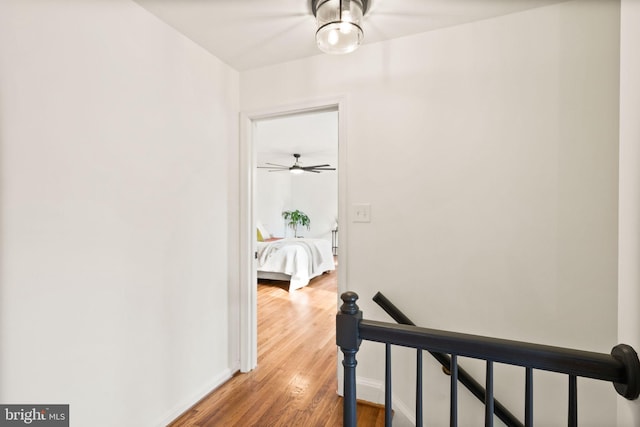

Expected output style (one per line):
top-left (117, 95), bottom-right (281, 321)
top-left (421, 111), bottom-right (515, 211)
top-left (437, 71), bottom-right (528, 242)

top-left (256, 238), bottom-right (335, 291)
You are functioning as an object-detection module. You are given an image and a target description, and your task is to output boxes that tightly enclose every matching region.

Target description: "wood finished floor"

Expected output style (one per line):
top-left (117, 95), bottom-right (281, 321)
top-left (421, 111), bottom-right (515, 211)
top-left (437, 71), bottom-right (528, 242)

top-left (169, 267), bottom-right (385, 426)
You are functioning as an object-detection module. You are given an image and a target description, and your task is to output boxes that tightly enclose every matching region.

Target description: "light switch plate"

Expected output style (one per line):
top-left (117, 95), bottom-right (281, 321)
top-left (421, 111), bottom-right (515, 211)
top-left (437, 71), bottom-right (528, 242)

top-left (352, 203), bottom-right (371, 223)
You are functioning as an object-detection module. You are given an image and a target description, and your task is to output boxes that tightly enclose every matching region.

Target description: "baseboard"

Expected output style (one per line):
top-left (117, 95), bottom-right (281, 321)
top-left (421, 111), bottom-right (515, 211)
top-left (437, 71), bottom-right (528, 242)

top-left (354, 376), bottom-right (386, 404)
top-left (391, 396), bottom-right (415, 426)
top-left (156, 368), bottom-right (234, 427)
top-left (337, 375), bottom-right (415, 426)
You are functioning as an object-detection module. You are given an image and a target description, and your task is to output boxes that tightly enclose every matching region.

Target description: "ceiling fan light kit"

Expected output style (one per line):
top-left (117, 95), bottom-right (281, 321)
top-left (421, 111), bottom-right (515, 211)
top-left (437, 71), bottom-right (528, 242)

top-left (312, 0), bottom-right (369, 55)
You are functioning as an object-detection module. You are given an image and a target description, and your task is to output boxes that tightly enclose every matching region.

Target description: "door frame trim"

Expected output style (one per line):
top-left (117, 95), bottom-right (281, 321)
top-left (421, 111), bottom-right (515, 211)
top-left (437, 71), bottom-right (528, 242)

top-left (239, 95), bottom-right (348, 371)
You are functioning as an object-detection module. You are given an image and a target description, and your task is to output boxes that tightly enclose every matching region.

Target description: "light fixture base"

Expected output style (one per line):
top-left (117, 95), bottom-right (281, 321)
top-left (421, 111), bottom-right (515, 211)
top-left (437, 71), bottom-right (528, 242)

top-left (311, 0), bottom-right (370, 17)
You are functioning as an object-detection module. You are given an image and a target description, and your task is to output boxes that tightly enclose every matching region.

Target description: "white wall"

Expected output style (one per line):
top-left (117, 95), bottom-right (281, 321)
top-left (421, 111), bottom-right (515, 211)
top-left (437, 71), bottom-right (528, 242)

top-left (255, 169), bottom-right (338, 240)
top-left (290, 171), bottom-right (338, 240)
top-left (242, 0), bottom-right (620, 425)
top-left (0, 1), bottom-right (239, 426)
top-left (618, 0), bottom-right (640, 425)
top-left (255, 169), bottom-right (293, 237)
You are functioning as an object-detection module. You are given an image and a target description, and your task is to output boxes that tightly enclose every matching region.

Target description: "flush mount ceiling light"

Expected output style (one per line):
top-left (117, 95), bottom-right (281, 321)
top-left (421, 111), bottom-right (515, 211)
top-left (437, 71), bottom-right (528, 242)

top-left (311, 0), bottom-right (370, 55)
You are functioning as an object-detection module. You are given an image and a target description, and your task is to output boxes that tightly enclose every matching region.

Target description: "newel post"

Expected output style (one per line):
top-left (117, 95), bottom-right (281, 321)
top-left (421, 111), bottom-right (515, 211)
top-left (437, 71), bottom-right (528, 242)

top-left (337, 291), bottom-right (363, 427)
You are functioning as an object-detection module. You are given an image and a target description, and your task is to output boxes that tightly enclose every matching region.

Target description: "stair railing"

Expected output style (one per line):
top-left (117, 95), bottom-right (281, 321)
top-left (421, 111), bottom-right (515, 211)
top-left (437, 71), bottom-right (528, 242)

top-left (337, 291), bottom-right (640, 427)
top-left (372, 291), bottom-right (522, 427)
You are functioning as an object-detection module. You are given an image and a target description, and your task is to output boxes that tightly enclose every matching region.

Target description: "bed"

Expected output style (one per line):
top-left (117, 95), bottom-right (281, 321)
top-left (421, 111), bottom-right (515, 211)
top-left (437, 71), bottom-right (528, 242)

top-left (256, 238), bottom-right (335, 291)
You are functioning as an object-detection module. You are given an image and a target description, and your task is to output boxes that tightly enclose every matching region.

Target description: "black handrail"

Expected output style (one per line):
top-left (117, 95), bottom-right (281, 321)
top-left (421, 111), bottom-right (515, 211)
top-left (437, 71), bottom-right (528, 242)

top-left (337, 291), bottom-right (640, 427)
top-left (373, 291), bottom-right (523, 427)
top-left (359, 320), bottom-right (630, 382)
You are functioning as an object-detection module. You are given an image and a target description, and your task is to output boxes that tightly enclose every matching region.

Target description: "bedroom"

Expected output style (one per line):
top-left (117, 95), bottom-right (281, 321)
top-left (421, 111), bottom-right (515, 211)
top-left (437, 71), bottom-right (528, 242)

top-left (254, 109), bottom-right (339, 292)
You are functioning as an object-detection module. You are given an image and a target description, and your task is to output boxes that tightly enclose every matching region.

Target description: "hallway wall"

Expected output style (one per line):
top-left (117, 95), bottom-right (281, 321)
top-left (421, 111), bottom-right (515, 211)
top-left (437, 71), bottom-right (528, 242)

top-left (241, 0), bottom-right (620, 424)
top-left (0, 1), bottom-right (239, 425)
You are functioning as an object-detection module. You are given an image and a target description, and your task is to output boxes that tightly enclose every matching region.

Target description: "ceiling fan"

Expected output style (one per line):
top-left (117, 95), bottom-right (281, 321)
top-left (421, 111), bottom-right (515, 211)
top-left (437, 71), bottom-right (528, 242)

top-left (258, 153), bottom-right (336, 174)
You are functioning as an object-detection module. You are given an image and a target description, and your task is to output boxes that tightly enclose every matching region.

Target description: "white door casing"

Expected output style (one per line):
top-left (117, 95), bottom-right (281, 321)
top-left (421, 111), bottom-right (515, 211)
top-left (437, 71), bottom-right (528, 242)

top-left (238, 96), bottom-right (348, 372)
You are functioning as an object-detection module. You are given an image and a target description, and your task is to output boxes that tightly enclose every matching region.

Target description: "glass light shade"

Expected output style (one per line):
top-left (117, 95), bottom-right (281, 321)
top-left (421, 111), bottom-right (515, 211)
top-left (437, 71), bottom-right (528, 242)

top-left (290, 167), bottom-right (304, 175)
top-left (315, 0), bottom-right (364, 54)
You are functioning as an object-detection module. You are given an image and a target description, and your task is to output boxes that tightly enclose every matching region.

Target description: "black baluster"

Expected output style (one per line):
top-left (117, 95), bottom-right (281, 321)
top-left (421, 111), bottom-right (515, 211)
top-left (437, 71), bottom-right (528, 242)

top-left (416, 349), bottom-right (423, 427)
top-left (485, 361), bottom-right (494, 427)
top-left (525, 367), bottom-right (533, 427)
top-left (568, 375), bottom-right (577, 427)
top-left (386, 343), bottom-right (393, 426)
top-left (450, 354), bottom-right (458, 427)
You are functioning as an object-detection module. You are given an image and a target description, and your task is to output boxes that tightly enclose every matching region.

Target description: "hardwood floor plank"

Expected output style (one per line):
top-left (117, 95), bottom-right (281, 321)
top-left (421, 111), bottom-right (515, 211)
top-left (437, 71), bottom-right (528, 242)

top-left (168, 268), bottom-right (385, 426)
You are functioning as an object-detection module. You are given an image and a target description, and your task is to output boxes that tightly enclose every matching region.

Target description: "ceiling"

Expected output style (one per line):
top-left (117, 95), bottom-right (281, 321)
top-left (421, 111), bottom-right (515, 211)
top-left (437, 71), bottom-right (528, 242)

top-left (133, 0), bottom-right (567, 71)
top-left (254, 109), bottom-right (338, 168)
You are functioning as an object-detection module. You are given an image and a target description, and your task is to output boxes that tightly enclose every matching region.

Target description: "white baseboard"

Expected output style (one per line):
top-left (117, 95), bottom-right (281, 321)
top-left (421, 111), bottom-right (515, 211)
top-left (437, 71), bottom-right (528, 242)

top-left (354, 377), bottom-right (385, 404)
top-left (156, 368), bottom-right (233, 427)
top-left (337, 375), bottom-right (415, 426)
top-left (391, 397), bottom-right (415, 427)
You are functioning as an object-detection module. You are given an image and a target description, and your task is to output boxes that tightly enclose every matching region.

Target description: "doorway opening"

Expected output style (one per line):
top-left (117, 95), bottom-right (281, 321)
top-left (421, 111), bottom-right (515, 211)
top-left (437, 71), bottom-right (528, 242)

top-left (239, 97), bottom-right (347, 372)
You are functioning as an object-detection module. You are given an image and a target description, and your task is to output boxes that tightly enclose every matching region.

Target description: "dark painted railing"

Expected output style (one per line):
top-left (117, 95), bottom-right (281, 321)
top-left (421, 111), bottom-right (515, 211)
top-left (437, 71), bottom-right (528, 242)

top-left (373, 291), bottom-right (523, 427)
top-left (337, 291), bottom-right (640, 427)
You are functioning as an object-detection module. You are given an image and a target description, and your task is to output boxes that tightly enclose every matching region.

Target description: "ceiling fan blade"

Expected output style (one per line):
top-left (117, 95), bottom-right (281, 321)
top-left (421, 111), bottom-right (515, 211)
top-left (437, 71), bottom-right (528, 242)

top-left (257, 166), bottom-right (287, 169)
top-left (307, 167), bottom-right (336, 171)
top-left (302, 164), bottom-right (331, 169)
top-left (267, 169), bottom-right (288, 172)
top-left (265, 162), bottom-right (289, 167)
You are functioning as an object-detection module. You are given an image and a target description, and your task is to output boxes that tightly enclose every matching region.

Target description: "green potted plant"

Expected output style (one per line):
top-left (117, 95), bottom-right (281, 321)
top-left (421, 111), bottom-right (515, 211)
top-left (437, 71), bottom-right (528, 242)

top-left (282, 210), bottom-right (310, 238)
